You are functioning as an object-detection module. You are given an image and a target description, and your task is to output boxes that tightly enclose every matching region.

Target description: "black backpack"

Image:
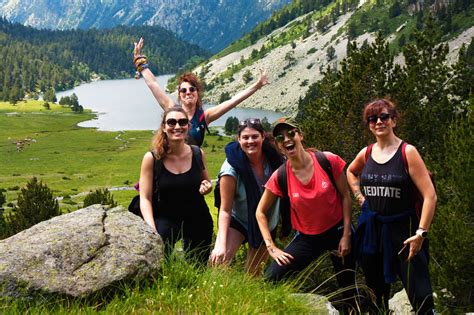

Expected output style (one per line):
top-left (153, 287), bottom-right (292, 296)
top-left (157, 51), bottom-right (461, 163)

top-left (277, 151), bottom-right (337, 235)
top-left (128, 145), bottom-right (203, 218)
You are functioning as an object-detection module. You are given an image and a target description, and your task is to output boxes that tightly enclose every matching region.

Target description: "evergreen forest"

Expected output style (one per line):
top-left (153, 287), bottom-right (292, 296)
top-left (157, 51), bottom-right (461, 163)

top-left (0, 17), bottom-right (210, 102)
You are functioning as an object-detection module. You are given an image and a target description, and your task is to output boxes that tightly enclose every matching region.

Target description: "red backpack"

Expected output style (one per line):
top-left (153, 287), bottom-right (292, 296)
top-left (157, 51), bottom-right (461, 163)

top-left (365, 142), bottom-right (436, 218)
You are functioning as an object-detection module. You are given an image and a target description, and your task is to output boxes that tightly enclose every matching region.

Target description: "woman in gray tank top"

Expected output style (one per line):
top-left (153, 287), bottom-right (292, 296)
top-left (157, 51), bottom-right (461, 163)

top-left (347, 99), bottom-right (437, 314)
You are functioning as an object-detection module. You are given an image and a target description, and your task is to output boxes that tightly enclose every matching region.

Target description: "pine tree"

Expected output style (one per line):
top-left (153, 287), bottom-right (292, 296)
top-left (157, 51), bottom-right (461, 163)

top-left (83, 189), bottom-right (117, 208)
top-left (6, 177), bottom-right (60, 236)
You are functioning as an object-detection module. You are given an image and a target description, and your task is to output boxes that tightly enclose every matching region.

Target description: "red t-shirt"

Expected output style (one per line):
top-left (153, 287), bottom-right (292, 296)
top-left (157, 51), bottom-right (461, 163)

top-left (265, 151), bottom-right (345, 235)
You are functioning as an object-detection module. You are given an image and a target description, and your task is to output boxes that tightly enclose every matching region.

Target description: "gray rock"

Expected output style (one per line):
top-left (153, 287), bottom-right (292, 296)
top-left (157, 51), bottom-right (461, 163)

top-left (389, 289), bottom-right (414, 314)
top-left (0, 205), bottom-right (162, 297)
top-left (291, 293), bottom-right (339, 314)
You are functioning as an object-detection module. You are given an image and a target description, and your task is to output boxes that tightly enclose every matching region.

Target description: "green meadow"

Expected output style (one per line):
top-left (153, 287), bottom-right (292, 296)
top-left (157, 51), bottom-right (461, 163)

top-left (0, 101), bottom-right (336, 313)
top-left (0, 100), bottom-right (227, 221)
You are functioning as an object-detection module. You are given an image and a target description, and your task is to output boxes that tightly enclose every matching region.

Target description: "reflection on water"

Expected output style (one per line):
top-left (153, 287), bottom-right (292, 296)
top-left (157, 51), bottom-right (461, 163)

top-left (57, 76), bottom-right (283, 131)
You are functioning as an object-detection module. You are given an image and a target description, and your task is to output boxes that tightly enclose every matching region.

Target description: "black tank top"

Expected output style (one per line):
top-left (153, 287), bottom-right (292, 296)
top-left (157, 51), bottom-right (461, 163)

top-left (156, 152), bottom-right (209, 220)
top-left (360, 142), bottom-right (415, 215)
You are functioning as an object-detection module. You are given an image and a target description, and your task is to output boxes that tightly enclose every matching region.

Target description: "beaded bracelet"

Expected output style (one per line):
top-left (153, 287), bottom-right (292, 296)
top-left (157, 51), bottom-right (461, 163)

top-left (133, 55), bottom-right (149, 79)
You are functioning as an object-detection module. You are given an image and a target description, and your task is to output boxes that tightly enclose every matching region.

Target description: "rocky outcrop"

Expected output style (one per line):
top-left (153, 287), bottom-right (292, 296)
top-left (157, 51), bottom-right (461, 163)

top-left (0, 205), bottom-right (162, 297)
top-left (389, 289), bottom-right (414, 314)
top-left (291, 293), bottom-right (339, 314)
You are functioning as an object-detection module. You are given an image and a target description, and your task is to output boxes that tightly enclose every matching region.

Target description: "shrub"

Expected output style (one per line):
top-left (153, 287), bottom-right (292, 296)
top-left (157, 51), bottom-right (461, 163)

top-left (5, 177), bottom-right (60, 236)
top-left (83, 189), bottom-right (117, 208)
top-left (0, 189), bottom-right (5, 208)
top-left (219, 91), bottom-right (231, 103)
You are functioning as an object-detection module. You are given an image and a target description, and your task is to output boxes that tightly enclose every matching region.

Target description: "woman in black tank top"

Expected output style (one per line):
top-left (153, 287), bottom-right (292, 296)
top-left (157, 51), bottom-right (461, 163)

top-left (139, 106), bottom-right (213, 264)
top-left (347, 99), bottom-right (437, 314)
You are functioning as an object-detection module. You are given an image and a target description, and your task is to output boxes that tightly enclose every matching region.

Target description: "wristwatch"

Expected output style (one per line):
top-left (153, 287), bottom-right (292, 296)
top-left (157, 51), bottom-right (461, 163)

top-left (416, 228), bottom-right (428, 238)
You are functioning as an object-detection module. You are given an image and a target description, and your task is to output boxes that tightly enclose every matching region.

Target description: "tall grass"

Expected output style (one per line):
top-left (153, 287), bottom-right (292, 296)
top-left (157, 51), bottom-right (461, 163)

top-left (1, 254), bottom-right (318, 314)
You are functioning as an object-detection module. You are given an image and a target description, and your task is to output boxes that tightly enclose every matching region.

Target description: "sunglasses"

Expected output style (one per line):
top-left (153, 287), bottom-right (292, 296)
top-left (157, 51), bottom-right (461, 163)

top-left (367, 113), bottom-right (391, 124)
top-left (166, 118), bottom-right (189, 127)
top-left (239, 118), bottom-right (262, 128)
top-left (178, 86), bottom-right (197, 94)
top-left (275, 129), bottom-right (297, 143)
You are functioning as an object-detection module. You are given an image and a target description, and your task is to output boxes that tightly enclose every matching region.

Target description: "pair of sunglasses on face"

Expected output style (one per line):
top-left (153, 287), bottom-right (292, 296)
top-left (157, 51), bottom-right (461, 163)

top-left (178, 86), bottom-right (197, 94)
top-left (367, 113), bottom-right (391, 125)
top-left (166, 118), bottom-right (189, 127)
top-left (275, 129), bottom-right (298, 143)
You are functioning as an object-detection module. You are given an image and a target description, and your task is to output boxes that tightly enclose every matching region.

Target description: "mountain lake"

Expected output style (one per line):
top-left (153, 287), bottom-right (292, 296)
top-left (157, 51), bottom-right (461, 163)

top-left (57, 75), bottom-right (283, 131)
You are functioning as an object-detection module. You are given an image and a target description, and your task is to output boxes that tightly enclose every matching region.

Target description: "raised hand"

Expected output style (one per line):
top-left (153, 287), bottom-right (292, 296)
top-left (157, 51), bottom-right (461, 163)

top-left (257, 68), bottom-right (269, 88)
top-left (133, 37), bottom-right (144, 59)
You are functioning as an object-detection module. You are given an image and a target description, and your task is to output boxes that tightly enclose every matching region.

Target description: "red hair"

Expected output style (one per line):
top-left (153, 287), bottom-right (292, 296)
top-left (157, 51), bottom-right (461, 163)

top-left (363, 98), bottom-right (399, 123)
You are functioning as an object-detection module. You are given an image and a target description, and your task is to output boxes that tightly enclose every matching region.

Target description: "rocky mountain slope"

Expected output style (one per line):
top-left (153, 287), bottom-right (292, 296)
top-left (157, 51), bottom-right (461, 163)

top-left (197, 0), bottom-right (473, 113)
top-left (0, 0), bottom-right (291, 52)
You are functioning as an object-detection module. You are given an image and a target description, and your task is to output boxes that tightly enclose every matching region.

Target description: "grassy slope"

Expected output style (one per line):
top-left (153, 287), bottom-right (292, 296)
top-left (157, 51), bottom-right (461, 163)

top-left (0, 101), bottom-right (325, 313)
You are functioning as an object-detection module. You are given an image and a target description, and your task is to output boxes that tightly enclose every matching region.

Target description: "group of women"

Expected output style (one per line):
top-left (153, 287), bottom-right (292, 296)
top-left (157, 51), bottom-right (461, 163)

top-left (134, 38), bottom-right (437, 314)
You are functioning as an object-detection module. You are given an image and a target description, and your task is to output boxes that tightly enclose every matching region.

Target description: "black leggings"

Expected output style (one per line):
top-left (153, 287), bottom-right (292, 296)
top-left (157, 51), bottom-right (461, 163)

top-left (360, 240), bottom-right (434, 314)
top-left (155, 212), bottom-right (213, 265)
top-left (265, 222), bottom-right (357, 311)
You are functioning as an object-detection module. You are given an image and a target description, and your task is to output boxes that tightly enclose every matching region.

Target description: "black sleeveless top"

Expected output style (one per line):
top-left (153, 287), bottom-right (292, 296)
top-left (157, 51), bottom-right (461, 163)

top-left (360, 142), bottom-right (415, 216)
top-left (156, 151), bottom-right (209, 220)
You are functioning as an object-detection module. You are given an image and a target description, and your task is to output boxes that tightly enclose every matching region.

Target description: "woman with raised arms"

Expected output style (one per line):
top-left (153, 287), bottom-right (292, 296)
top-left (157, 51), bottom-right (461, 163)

top-left (133, 37), bottom-right (268, 146)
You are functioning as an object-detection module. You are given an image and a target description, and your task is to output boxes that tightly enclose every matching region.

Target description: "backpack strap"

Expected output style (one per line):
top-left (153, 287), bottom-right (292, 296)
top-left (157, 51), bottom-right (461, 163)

top-left (277, 162), bottom-right (288, 197)
top-left (276, 161), bottom-right (291, 237)
top-left (365, 143), bottom-right (374, 162)
top-left (150, 151), bottom-right (163, 202)
top-left (315, 151), bottom-right (336, 189)
top-left (190, 145), bottom-right (204, 170)
top-left (401, 142), bottom-right (409, 174)
top-left (198, 110), bottom-right (211, 135)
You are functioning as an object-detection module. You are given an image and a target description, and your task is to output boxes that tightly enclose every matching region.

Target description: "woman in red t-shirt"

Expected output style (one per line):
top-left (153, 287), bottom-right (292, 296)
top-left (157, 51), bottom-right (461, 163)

top-left (255, 117), bottom-right (356, 311)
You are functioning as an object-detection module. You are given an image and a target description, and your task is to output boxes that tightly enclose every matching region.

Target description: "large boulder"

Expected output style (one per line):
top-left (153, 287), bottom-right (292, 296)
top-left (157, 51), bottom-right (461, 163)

top-left (0, 205), bottom-right (163, 297)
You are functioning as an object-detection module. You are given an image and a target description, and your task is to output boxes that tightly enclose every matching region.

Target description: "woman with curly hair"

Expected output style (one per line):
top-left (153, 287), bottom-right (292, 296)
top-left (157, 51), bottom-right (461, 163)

top-left (133, 37), bottom-right (268, 146)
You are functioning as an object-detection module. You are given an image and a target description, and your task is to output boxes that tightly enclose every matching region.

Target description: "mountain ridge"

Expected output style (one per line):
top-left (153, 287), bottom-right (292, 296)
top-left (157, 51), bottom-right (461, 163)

top-left (0, 0), bottom-right (292, 52)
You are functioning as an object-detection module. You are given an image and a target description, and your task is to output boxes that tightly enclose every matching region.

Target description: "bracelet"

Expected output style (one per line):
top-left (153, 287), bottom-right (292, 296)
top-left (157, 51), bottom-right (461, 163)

top-left (134, 63), bottom-right (149, 79)
top-left (135, 58), bottom-right (147, 67)
top-left (133, 55), bottom-right (147, 63)
top-left (137, 63), bottom-right (149, 72)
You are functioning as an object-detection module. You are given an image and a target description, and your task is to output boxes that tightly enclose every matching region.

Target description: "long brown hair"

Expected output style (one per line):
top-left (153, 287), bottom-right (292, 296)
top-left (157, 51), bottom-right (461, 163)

top-left (152, 106), bottom-right (188, 159)
top-left (178, 72), bottom-right (203, 108)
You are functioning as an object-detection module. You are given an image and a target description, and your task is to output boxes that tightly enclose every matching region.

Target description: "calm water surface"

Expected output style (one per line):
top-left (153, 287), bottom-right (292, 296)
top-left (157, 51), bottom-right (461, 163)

top-left (57, 75), bottom-right (282, 131)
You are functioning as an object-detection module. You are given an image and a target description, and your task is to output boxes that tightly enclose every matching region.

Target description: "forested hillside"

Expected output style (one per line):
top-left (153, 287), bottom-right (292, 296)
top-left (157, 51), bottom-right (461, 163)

top-left (195, 0), bottom-right (473, 112)
top-left (0, 18), bottom-right (210, 102)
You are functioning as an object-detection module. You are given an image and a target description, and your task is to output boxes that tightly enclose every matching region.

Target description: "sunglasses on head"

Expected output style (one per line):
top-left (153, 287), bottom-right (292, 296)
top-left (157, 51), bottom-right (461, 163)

top-left (166, 118), bottom-right (189, 127)
top-left (178, 86), bottom-right (197, 94)
top-left (367, 113), bottom-right (391, 125)
top-left (239, 118), bottom-right (262, 128)
top-left (275, 129), bottom-right (298, 143)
